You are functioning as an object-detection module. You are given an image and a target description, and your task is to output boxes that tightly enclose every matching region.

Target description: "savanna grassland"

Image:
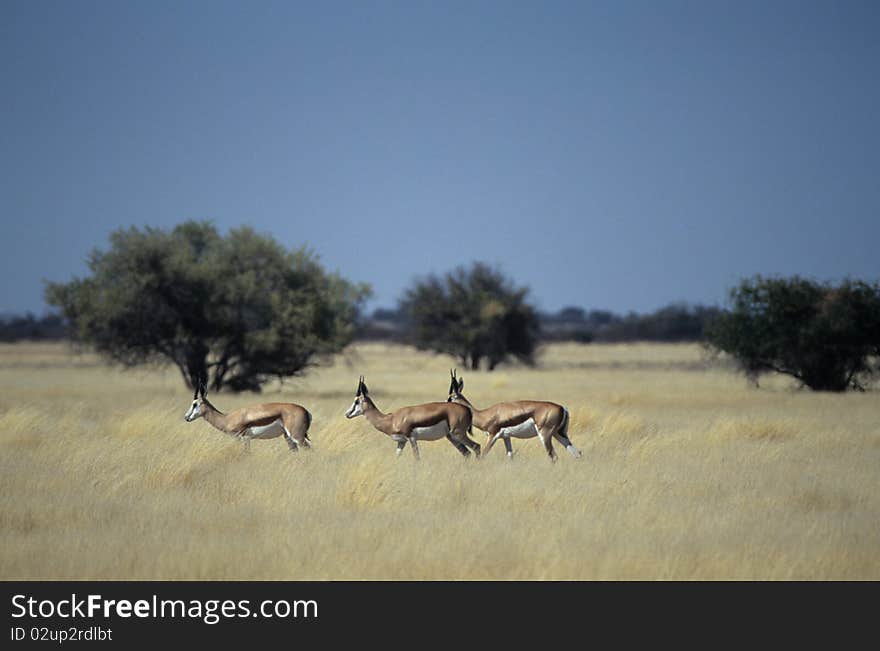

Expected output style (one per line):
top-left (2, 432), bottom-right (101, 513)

top-left (1, 341), bottom-right (878, 580)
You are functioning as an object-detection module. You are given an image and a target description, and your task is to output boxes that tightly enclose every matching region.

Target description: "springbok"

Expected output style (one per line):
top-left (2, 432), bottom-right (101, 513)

top-left (344, 376), bottom-right (480, 459)
top-left (183, 381), bottom-right (312, 452)
top-left (447, 369), bottom-right (581, 461)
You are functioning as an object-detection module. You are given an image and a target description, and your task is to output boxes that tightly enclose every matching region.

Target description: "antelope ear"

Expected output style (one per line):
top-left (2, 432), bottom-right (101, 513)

top-left (356, 376), bottom-right (363, 396)
top-left (361, 377), bottom-right (369, 396)
top-left (458, 378), bottom-right (464, 391)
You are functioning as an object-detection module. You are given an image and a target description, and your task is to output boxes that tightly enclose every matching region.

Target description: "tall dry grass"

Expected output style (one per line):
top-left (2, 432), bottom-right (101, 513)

top-left (1, 341), bottom-right (878, 580)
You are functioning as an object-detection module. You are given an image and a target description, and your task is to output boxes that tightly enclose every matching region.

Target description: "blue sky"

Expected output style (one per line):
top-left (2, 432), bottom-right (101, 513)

top-left (2, 0), bottom-right (878, 315)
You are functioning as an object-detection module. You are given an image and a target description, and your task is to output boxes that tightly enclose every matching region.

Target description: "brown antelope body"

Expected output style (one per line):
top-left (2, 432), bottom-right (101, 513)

top-left (345, 376), bottom-right (479, 459)
top-left (447, 370), bottom-right (581, 461)
top-left (184, 382), bottom-right (312, 452)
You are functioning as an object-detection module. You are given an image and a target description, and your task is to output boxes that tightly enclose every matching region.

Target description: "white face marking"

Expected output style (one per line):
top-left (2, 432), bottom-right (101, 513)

top-left (410, 422), bottom-right (449, 441)
top-left (500, 418), bottom-right (539, 439)
top-left (345, 397), bottom-right (363, 419)
top-left (184, 400), bottom-right (203, 422)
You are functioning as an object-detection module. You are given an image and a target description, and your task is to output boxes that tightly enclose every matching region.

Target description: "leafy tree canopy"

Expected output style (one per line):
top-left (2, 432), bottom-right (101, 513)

top-left (46, 221), bottom-right (370, 391)
top-left (399, 262), bottom-right (539, 370)
top-left (706, 275), bottom-right (880, 391)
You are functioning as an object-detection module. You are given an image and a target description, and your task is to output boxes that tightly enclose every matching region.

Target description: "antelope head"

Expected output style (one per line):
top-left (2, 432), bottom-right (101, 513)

top-left (184, 380), bottom-right (208, 422)
top-left (345, 376), bottom-right (369, 419)
top-left (447, 368), bottom-right (465, 403)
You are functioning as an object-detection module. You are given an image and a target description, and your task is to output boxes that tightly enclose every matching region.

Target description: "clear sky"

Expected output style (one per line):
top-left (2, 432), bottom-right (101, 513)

top-left (2, 0), bottom-right (878, 316)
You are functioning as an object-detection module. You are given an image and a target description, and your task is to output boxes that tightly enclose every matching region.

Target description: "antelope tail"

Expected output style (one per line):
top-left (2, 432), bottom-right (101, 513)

top-left (560, 408), bottom-right (570, 438)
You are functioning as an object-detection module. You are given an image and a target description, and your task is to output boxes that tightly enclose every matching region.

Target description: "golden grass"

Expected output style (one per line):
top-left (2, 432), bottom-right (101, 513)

top-left (1, 341), bottom-right (878, 580)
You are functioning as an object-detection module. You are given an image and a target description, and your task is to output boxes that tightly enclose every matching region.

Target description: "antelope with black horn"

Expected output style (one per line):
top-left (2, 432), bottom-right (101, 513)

top-left (447, 369), bottom-right (580, 461)
top-left (345, 376), bottom-right (480, 460)
top-left (183, 378), bottom-right (312, 452)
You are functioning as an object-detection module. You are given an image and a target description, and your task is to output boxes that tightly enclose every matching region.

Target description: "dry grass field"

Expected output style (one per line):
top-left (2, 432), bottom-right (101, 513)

top-left (1, 341), bottom-right (878, 580)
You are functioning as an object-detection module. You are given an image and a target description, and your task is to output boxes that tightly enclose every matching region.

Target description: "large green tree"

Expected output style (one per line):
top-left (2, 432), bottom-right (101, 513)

top-left (47, 221), bottom-right (370, 392)
top-left (399, 262), bottom-right (539, 370)
top-left (706, 276), bottom-right (880, 391)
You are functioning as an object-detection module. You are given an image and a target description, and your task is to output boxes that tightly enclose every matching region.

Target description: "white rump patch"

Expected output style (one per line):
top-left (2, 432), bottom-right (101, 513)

top-left (500, 418), bottom-right (539, 439)
top-left (410, 422), bottom-right (449, 441)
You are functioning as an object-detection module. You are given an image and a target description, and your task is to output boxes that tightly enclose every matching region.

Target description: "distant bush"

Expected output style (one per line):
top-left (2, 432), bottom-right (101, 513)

top-left (356, 308), bottom-right (406, 341)
top-left (359, 302), bottom-right (720, 345)
top-left (601, 304), bottom-right (722, 342)
top-left (706, 276), bottom-right (880, 391)
top-left (539, 304), bottom-right (719, 343)
top-left (399, 263), bottom-right (539, 370)
top-left (0, 313), bottom-right (68, 342)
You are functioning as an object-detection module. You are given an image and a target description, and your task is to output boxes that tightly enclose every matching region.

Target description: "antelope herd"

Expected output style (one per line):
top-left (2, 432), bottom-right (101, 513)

top-left (184, 370), bottom-right (581, 462)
